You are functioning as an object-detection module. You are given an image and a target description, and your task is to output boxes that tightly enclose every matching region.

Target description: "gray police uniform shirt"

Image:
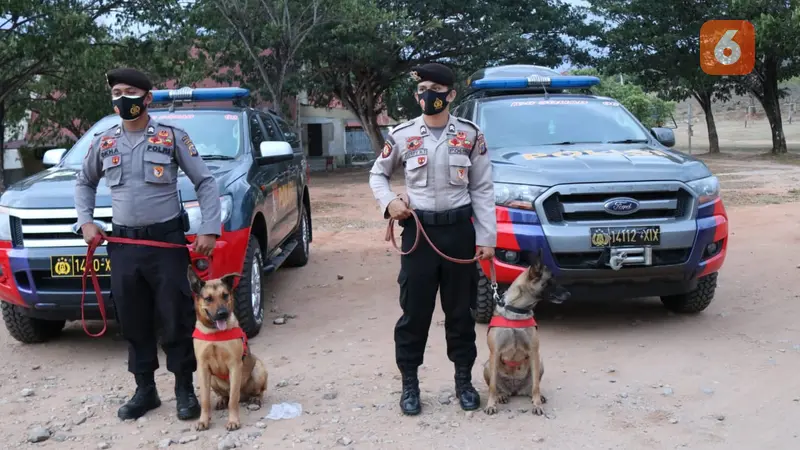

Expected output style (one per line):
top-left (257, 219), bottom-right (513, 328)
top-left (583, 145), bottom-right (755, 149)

top-left (74, 117), bottom-right (222, 236)
top-left (369, 114), bottom-right (497, 247)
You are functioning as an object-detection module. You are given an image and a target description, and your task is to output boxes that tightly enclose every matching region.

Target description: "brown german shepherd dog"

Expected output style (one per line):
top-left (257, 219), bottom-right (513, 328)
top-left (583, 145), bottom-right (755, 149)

top-left (483, 253), bottom-right (569, 415)
top-left (187, 268), bottom-right (268, 431)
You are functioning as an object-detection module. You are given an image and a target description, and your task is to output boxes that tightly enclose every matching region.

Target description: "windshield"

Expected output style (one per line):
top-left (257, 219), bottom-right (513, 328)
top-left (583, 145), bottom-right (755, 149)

top-left (61, 110), bottom-right (244, 166)
top-left (476, 97), bottom-right (651, 149)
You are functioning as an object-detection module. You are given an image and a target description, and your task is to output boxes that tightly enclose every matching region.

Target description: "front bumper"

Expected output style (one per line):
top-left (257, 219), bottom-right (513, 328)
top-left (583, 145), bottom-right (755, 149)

top-left (479, 198), bottom-right (728, 300)
top-left (0, 228), bottom-right (251, 321)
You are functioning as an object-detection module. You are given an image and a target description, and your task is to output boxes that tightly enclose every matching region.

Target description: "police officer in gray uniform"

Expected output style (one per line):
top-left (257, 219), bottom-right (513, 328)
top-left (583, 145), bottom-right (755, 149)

top-left (369, 63), bottom-right (496, 415)
top-left (74, 68), bottom-right (221, 421)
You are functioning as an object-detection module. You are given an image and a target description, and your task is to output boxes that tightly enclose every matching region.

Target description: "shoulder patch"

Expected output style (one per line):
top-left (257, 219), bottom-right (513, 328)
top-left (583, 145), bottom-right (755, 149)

top-left (389, 120), bottom-right (415, 135)
top-left (455, 116), bottom-right (480, 132)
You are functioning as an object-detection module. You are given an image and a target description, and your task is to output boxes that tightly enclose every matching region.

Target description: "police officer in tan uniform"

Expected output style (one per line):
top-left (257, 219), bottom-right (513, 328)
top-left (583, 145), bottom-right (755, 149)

top-left (75, 68), bottom-right (221, 421)
top-left (369, 63), bottom-right (496, 415)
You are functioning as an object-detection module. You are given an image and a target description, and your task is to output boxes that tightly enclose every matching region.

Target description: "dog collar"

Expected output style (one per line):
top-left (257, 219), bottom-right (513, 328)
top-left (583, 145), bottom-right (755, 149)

top-left (192, 327), bottom-right (249, 380)
top-left (487, 315), bottom-right (537, 330)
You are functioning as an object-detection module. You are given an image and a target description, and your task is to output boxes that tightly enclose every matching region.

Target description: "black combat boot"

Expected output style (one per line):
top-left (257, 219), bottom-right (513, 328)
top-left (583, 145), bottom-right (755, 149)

top-left (399, 369), bottom-right (422, 416)
top-left (117, 373), bottom-right (161, 420)
top-left (454, 365), bottom-right (480, 411)
top-left (175, 373), bottom-right (201, 420)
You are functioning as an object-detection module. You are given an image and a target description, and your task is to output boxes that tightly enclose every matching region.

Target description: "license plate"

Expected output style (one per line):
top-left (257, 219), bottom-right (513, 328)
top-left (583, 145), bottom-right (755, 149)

top-left (50, 255), bottom-right (111, 278)
top-left (590, 226), bottom-right (661, 248)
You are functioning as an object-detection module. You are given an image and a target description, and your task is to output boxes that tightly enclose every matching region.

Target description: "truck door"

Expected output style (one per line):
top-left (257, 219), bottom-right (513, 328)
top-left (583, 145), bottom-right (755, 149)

top-left (257, 112), bottom-right (297, 244)
top-left (248, 112), bottom-right (282, 251)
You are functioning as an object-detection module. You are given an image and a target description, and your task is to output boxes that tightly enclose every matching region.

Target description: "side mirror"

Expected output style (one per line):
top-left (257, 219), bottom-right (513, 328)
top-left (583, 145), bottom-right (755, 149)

top-left (650, 127), bottom-right (675, 148)
top-left (257, 141), bottom-right (294, 165)
top-left (43, 148), bottom-right (68, 166)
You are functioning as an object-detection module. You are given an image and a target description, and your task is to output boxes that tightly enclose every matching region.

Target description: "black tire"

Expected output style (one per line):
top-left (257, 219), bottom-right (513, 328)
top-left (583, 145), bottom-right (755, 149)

top-left (660, 272), bottom-right (718, 313)
top-left (235, 235), bottom-right (265, 338)
top-left (1, 302), bottom-right (65, 344)
top-left (474, 262), bottom-right (495, 324)
top-left (284, 204), bottom-right (310, 268)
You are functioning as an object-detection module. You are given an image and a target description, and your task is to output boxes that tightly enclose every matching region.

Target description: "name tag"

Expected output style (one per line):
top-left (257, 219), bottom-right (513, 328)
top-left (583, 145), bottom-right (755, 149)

top-left (146, 145), bottom-right (172, 155)
top-left (404, 148), bottom-right (427, 160)
top-left (448, 147), bottom-right (469, 155)
top-left (99, 148), bottom-right (119, 159)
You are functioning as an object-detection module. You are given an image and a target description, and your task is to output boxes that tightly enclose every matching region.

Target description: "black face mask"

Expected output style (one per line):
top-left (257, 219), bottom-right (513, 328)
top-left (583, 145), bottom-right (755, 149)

top-left (418, 89), bottom-right (451, 115)
top-left (112, 95), bottom-right (147, 121)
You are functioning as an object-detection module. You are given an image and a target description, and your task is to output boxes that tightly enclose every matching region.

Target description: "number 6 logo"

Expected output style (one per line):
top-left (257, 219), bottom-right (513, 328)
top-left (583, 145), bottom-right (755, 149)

top-left (700, 20), bottom-right (756, 76)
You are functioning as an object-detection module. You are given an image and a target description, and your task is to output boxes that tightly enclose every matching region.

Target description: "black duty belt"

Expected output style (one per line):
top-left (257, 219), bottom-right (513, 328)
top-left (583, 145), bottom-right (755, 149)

top-left (401, 204), bottom-right (473, 227)
top-left (112, 217), bottom-right (184, 241)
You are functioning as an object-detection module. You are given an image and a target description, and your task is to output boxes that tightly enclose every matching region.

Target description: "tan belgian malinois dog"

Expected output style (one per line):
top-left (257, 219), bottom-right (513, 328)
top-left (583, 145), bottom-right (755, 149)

top-left (483, 252), bottom-right (570, 415)
top-left (187, 268), bottom-right (268, 431)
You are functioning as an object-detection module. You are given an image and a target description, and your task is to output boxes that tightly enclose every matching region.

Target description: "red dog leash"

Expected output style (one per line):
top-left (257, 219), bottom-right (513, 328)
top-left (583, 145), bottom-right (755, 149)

top-left (80, 234), bottom-right (221, 338)
top-left (385, 208), bottom-right (498, 287)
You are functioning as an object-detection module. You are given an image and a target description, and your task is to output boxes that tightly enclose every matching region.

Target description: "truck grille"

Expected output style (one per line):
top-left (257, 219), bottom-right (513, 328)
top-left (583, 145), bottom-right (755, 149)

top-left (8, 207), bottom-right (113, 248)
top-left (540, 183), bottom-right (694, 223)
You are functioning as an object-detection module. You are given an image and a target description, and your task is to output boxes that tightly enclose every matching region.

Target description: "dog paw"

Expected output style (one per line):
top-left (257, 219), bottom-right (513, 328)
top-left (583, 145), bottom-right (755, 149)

top-left (249, 397), bottom-right (262, 407)
top-left (195, 418), bottom-right (210, 431)
top-left (531, 404), bottom-right (545, 416)
top-left (497, 394), bottom-right (509, 404)
top-left (225, 419), bottom-right (240, 431)
top-left (483, 404), bottom-right (498, 415)
top-left (215, 397), bottom-right (229, 410)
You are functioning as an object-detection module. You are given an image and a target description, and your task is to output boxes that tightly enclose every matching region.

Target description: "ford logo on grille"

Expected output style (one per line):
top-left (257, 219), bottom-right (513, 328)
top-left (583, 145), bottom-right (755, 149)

top-left (603, 197), bottom-right (640, 215)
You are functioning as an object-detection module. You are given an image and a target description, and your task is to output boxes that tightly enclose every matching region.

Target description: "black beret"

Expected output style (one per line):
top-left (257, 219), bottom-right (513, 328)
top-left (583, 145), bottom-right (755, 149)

top-left (410, 63), bottom-right (456, 87)
top-left (106, 68), bottom-right (153, 91)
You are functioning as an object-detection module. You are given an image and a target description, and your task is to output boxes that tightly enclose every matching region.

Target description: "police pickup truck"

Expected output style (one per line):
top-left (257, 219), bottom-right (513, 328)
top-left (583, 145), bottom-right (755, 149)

top-left (0, 87), bottom-right (312, 343)
top-left (457, 66), bottom-right (728, 323)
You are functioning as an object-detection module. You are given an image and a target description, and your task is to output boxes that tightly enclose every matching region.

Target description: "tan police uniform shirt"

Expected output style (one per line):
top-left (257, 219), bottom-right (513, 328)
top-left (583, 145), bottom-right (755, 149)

top-left (75, 117), bottom-right (221, 235)
top-left (369, 114), bottom-right (497, 247)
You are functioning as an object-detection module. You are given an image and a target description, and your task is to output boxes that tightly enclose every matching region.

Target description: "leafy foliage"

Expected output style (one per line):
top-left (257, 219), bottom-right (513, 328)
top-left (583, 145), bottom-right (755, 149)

top-left (302, 0), bottom-right (596, 153)
top-left (571, 68), bottom-right (676, 128)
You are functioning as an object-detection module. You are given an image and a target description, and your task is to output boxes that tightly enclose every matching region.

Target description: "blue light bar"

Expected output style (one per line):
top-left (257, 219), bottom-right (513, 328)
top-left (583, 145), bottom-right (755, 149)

top-left (471, 75), bottom-right (600, 90)
top-left (151, 87), bottom-right (250, 103)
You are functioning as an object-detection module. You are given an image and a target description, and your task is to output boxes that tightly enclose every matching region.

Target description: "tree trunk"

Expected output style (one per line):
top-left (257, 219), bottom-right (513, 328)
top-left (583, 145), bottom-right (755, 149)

top-left (335, 83), bottom-right (387, 155)
top-left (754, 58), bottom-right (787, 154)
top-left (0, 99), bottom-right (6, 191)
top-left (693, 90), bottom-right (720, 154)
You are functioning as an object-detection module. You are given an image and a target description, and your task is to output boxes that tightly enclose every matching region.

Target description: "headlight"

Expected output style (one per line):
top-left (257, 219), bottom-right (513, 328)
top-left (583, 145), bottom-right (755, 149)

top-left (184, 195), bottom-right (233, 235)
top-left (687, 176), bottom-right (720, 205)
top-left (0, 206), bottom-right (11, 241)
top-left (495, 183), bottom-right (547, 210)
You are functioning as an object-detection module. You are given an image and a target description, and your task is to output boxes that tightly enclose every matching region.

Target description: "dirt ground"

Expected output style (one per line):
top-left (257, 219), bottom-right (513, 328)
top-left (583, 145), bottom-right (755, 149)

top-left (3, 118), bottom-right (800, 450)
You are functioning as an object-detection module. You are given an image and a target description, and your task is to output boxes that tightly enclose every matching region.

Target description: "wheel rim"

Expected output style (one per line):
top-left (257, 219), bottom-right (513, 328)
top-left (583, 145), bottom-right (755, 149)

top-left (301, 210), bottom-right (310, 254)
top-left (252, 251), bottom-right (263, 324)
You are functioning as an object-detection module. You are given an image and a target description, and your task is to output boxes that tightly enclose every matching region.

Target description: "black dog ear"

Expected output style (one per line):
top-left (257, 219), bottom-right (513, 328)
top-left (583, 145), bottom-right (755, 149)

top-left (187, 266), bottom-right (204, 296)
top-left (220, 273), bottom-right (241, 292)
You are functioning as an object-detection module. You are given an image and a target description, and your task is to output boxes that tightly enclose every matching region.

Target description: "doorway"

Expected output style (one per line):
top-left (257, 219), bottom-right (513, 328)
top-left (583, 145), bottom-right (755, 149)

top-left (307, 124), bottom-right (323, 157)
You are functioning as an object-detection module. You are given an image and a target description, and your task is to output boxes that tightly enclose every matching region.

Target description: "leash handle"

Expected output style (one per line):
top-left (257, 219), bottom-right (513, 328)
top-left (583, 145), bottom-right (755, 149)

top-left (385, 208), bottom-right (498, 285)
top-left (80, 234), bottom-right (225, 338)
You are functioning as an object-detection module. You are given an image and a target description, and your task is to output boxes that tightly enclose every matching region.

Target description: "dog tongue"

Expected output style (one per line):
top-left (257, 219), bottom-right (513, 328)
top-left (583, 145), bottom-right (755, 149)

top-left (215, 320), bottom-right (228, 331)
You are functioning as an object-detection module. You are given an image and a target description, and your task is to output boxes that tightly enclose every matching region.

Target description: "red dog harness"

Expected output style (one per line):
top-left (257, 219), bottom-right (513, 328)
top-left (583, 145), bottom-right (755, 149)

top-left (487, 316), bottom-right (538, 368)
top-left (192, 327), bottom-right (249, 381)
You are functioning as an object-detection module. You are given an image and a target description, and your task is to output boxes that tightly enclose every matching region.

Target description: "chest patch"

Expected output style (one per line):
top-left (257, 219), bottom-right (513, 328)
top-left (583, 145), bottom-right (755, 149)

top-left (406, 136), bottom-right (423, 150)
top-left (100, 137), bottom-right (116, 151)
top-left (448, 147), bottom-right (469, 155)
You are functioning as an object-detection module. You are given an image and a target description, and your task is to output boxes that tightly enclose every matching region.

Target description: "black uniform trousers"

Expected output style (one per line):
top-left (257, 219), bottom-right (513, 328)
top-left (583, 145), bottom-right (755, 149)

top-left (395, 205), bottom-right (478, 372)
top-left (108, 217), bottom-right (197, 375)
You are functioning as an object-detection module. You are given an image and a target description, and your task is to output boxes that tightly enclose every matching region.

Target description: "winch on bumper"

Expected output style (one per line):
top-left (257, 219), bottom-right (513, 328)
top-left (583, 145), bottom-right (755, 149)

top-left (473, 180), bottom-right (729, 324)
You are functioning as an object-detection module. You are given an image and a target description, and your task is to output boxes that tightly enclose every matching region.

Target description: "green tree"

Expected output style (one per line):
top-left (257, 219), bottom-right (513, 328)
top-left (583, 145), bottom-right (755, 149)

top-left (571, 68), bottom-right (676, 128)
top-left (588, 0), bottom-right (732, 154)
top-left (0, 0), bottom-right (129, 188)
top-left (727, 0), bottom-right (800, 154)
top-left (190, 0), bottom-right (331, 119)
top-left (302, 0), bottom-right (595, 154)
